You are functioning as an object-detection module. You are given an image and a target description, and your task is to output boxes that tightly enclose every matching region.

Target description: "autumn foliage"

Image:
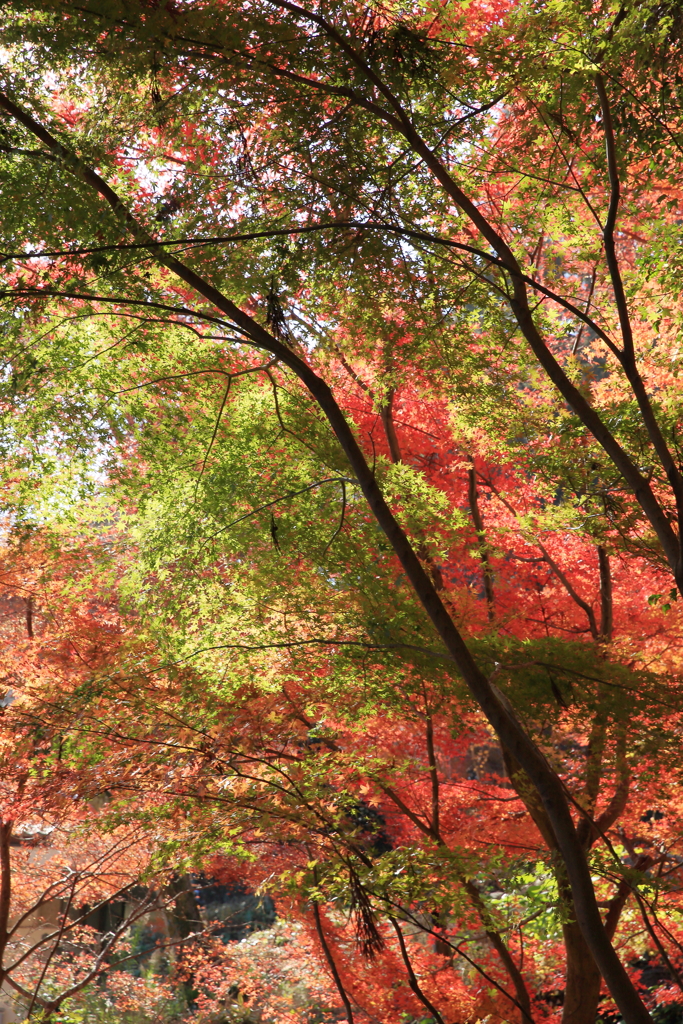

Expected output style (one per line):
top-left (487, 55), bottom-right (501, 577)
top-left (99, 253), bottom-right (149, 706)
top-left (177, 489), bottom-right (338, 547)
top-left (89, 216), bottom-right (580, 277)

top-left (1, 1), bottom-right (683, 1022)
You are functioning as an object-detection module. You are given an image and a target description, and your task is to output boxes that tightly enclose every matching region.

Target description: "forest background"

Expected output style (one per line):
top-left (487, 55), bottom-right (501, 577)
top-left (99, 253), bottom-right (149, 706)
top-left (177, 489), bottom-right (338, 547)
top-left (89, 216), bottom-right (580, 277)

top-left (0, 1), bottom-right (683, 1022)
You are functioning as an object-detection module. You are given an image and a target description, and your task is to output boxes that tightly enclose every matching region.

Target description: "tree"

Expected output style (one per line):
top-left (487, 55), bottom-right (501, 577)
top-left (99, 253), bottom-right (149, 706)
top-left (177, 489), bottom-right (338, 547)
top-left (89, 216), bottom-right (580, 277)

top-left (33, 410), bottom-right (679, 1023)
top-left (1, 0), bottom-right (683, 1021)
top-left (0, 534), bottom-right (213, 1022)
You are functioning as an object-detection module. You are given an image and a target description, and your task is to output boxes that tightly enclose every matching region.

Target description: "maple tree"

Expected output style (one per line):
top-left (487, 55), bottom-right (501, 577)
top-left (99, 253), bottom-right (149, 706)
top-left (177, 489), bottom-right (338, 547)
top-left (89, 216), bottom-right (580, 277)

top-left (0, 538), bottom-right (225, 1023)
top-left (1, 0), bottom-right (683, 1022)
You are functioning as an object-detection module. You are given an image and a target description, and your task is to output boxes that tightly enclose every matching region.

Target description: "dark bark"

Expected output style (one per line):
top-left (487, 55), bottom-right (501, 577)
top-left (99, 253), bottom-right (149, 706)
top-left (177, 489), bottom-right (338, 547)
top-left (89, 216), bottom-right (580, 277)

top-left (463, 879), bottom-right (534, 1024)
top-left (467, 463), bottom-right (495, 621)
top-left (594, 729), bottom-right (630, 838)
top-left (383, 748), bottom-right (534, 1016)
top-left (599, 547), bottom-right (613, 640)
top-left (594, 75), bottom-right (683, 548)
top-left (604, 859), bottom-right (651, 943)
top-left (635, 891), bottom-right (683, 992)
top-left (167, 875), bottom-right (203, 939)
top-left (0, 92), bottom-right (653, 1024)
top-left (389, 917), bottom-right (447, 1024)
top-left (477, 473), bottom-right (599, 638)
top-left (503, 749), bottom-right (602, 1024)
top-left (503, 746), bottom-right (631, 1024)
top-left (575, 711), bottom-right (608, 849)
top-left (0, 819), bottom-right (11, 979)
top-left (561, 910), bottom-right (603, 1024)
top-left (379, 389), bottom-right (402, 466)
top-left (312, 902), bottom-right (355, 1024)
top-left (425, 716), bottom-right (440, 840)
top-left (263, 21), bottom-right (683, 584)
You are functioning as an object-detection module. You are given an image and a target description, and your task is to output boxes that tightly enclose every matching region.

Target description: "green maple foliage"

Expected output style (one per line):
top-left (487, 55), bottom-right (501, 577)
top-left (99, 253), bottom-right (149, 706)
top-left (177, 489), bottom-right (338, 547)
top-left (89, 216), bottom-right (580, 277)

top-left (1, 1), bottom-right (683, 1022)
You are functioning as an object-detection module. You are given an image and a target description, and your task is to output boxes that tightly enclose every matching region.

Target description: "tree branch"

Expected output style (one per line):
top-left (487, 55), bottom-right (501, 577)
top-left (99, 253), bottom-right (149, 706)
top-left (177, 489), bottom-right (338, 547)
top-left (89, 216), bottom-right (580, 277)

top-left (0, 88), bottom-right (652, 1024)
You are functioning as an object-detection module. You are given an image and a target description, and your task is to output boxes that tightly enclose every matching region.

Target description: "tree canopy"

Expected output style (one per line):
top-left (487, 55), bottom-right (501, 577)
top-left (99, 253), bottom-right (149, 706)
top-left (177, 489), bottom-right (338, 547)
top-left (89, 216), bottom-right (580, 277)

top-left (1, 1), bottom-right (683, 1022)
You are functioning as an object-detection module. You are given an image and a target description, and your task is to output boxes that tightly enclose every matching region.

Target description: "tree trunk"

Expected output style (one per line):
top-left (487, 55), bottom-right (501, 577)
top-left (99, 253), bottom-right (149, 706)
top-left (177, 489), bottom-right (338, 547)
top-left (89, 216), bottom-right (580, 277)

top-left (502, 750), bottom-right (603, 1024)
top-left (561, 885), bottom-right (603, 1024)
top-left (0, 90), bottom-right (653, 1024)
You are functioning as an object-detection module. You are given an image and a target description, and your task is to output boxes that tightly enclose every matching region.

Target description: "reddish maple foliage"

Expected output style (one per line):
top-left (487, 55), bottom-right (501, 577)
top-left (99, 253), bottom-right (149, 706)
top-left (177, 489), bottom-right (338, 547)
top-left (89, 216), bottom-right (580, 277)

top-left (1, 2), bottom-right (683, 1023)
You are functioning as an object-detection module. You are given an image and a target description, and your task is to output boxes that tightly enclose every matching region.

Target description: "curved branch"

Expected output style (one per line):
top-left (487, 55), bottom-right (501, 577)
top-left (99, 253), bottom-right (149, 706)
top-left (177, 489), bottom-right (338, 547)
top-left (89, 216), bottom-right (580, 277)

top-left (0, 224), bottom-right (623, 353)
top-left (0, 88), bottom-right (652, 1024)
top-left (594, 74), bottom-right (632, 358)
top-left (311, 900), bottom-right (355, 1023)
top-left (388, 917), bottom-right (447, 1024)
